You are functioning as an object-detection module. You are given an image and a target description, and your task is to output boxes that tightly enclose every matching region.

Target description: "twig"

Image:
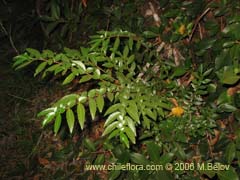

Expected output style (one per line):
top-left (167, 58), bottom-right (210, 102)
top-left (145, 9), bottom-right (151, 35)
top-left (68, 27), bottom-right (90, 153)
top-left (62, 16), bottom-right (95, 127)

top-left (28, 132), bottom-right (43, 159)
top-left (188, 8), bottom-right (211, 42)
top-left (0, 22), bottom-right (19, 54)
top-left (7, 93), bottom-right (32, 102)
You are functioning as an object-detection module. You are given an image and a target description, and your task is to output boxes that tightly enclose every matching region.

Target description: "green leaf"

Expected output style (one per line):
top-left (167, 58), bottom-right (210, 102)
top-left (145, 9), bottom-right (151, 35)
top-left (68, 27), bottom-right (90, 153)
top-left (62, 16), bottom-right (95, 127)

top-left (96, 94), bottom-right (104, 113)
top-left (123, 45), bottom-right (129, 58)
top-left (108, 129), bottom-right (120, 140)
top-left (218, 103), bottom-right (237, 112)
top-left (104, 103), bottom-right (122, 116)
top-left (66, 108), bottom-right (75, 133)
top-left (93, 69), bottom-right (101, 79)
top-left (143, 31), bottom-right (158, 38)
top-left (54, 114), bottom-right (62, 135)
top-left (94, 154), bottom-right (105, 165)
top-left (125, 116), bottom-right (136, 136)
top-left (38, 107), bottom-right (56, 117)
top-left (144, 108), bottom-right (157, 120)
top-left (171, 66), bottom-right (187, 78)
top-left (54, 94), bottom-right (79, 108)
top-left (104, 111), bottom-right (121, 127)
top-left (13, 54), bottom-right (29, 68)
top-left (79, 75), bottom-right (92, 83)
top-left (124, 127), bottom-right (136, 144)
top-left (62, 73), bottom-right (75, 85)
top-left (42, 112), bottom-right (55, 127)
top-left (126, 101), bottom-right (139, 123)
top-left (216, 66), bottom-right (240, 85)
top-left (102, 121), bottom-right (119, 136)
top-left (203, 68), bottom-right (213, 77)
top-left (89, 98), bottom-right (97, 120)
top-left (224, 142), bottom-right (236, 164)
top-left (146, 142), bottom-right (161, 162)
top-left (217, 167), bottom-right (239, 180)
top-left (83, 138), bottom-right (96, 151)
top-left (107, 92), bottom-right (114, 102)
top-left (128, 37), bottom-right (133, 50)
top-left (143, 115), bottom-right (151, 129)
top-left (26, 48), bottom-right (41, 58)
top-left (130, 152), bottom-right (149, 165)
top-left (113, 37), bottom-right (120, 52)
top-left (159, 153), bottom-right (174, 164)
top-left (14, 61), bottom-right (34, 70)
top-left (108, 170), bottom-right (121, 180)
top-left (77, 103), bottom-right (85, 130)
top-left (72, 60), bottom-right (86, 71)
top-left (120, 132), bottom-right (130, 148)
top-left (88, 89), bottom-right (96, 98)
top-left (34, 62), bottom-right (48, 76)
top-left (46, 22), bottom-right (60, 35)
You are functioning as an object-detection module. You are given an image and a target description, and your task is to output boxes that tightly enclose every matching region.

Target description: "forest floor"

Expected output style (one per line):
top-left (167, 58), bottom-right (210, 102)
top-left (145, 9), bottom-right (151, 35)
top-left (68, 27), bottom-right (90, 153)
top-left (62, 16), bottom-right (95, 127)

top-left (0, 52), bottom-right (102, 179)
top-left (0, 53), bottom-right (68, 179)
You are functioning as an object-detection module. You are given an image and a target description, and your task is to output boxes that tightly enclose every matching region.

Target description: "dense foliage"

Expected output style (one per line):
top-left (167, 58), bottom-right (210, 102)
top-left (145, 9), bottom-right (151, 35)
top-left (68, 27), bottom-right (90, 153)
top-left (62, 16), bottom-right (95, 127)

top-left (11, 0), bottom-right (240, 179)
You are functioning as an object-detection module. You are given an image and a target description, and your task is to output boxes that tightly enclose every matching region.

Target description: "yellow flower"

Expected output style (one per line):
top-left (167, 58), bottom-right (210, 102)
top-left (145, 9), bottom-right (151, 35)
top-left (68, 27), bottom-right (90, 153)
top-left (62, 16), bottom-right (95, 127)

top-left (171, 106), bottom-right (184, 117)
top-left (178, 24), bottom-right (185, 35)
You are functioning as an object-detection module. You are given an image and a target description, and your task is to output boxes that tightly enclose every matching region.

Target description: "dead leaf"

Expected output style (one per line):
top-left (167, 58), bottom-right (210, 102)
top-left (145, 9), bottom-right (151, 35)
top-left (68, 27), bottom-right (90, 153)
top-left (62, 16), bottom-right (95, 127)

top-left (38, 157), bottom-right (50, 166)
top-left (82, 0), bottom-right (87, 8)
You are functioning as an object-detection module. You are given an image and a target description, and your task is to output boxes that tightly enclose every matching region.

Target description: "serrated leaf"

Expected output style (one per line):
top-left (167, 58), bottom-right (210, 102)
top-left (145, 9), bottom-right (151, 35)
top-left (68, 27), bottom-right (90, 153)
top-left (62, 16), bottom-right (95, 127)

top-left (89, 98), bottom-right (97, 120)
top-left (54, 114), bottom-right (62, 135)
top-left (104, 111), bottom-right (121, 127)
top-left (66, 108), bottom-right (75, 133)
top-left (102, 121), bottom-right (119, 136)
top-left (77, 103), bottom-right (85, 130)
top-left (124, 127), bottom-right (136, 144)
top-left (34, 62), bottom-right (48, 76)
top-left (62, 73), bottom-right (75, 85)
top-left (96, 94), bottom-right (104, 113)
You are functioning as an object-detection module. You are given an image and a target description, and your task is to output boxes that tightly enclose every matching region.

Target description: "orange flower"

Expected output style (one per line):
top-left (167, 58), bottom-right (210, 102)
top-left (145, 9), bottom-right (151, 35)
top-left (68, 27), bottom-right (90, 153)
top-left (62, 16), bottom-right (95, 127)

top-left (171, 106), bottom-right (184, 117)
top-left (178, 24), bottom-right (186, 35)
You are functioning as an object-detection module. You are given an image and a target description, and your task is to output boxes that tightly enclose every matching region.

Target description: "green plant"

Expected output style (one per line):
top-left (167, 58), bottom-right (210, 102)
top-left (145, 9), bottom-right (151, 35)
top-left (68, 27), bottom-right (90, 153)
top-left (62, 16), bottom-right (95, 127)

top-left (12, 0), bottom-right (240, 179)
top-left (13, 29), bottom-right (239, 179)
